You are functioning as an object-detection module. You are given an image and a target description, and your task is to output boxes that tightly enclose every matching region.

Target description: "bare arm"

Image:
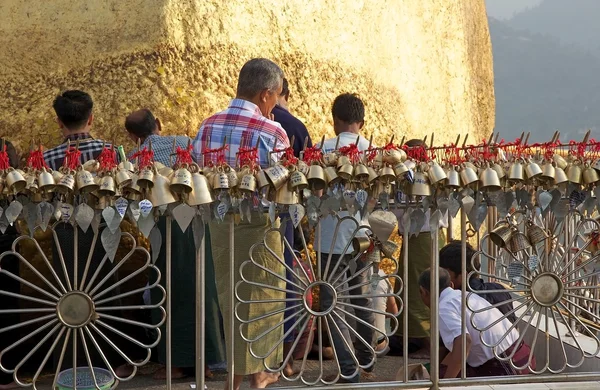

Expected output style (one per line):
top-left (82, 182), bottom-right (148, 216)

top-left (441, 334), bottom-right (471, 379)
top-left (386, 294), bottom-right (399, 315)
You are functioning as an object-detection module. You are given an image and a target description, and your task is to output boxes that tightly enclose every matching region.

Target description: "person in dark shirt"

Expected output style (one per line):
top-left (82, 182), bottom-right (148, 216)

top-left (271, 78), bottom-right (312, 157)
top-left (439, 240), bottom-right (517, 323)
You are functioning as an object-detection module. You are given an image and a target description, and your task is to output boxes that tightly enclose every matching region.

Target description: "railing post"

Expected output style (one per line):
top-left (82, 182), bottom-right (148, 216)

top-left (228, 218), bottom-right (235, 390)
top-left (166, 215), bottom-right (172, 390)
top-left (460, 208), bottom-right (467, 379)
top-left (195, 227), bottom-right (206, 390)
top-left (430, 225), bottom-right (440, 389)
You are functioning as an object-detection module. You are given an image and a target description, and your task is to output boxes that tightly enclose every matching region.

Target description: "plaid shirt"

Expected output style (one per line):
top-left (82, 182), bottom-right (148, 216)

top-left (127, 134), bottom-right (194, 166)
top-left (43, 133), bottom-right (110, 171)
top-left (192, 99), bottom-right (290, 168)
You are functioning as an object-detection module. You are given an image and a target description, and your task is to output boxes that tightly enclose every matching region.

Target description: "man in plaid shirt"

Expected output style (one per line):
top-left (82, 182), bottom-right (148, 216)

top-left (43, 90), bottom-right (109, 171)
top-left (193, 58), bottom-right (290, 390)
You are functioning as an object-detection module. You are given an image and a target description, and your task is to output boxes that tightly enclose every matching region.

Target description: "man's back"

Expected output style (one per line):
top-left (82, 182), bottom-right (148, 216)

top-left (44, 134), bottom-right (108, 171)
top-left (127, 134), bottom-right (192, 166)
top-left (272, 104), bottom-right (312, 157)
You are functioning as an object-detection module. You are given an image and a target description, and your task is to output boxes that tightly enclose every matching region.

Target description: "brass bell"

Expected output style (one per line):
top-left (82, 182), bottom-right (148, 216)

top-left (137, 168), bottom-right (155, 189)
top-left (380, 240), bottom-right (399, 258)
top-left (367, 166), bottom-right (379, 183)
top-left (170, 168), bottom-right (193, 193)
top-left (566, 163), bottom-right (583, 184)
top-left (265, 164), bottom-right (290, 190)
top-left (374, 181), bottom-right (392, 197)
top-left (296, 160), bottom-right (309, 175)
top-left (324, 166), bottom-right (341, 185)
top-left (149, 173), bottom-right (178, 206)
top-left (489, 222), bottom-right (513, 248)
top-left (336, 155), bottom-right (351, 168)
top-left (76, 169), bottom-right (99, 193)
top-left (159, 167), bottom-right (174, 180)
top-left (427, 162), bottom-right (447, 185)
top-left (212, 170), bottom-right (230, 190)
top-left (227, 168), bottom-right (238, 188)
top-left (445, 168), bottom-right (461, 189)
top-left (289, 170), bottom-right (309, 190)
top-left (371, 153), bottom-right (384, 170)
top-left (404, 160), bottom-right (416, 172)
top-left (525, 160), bottom-right (543, 179)
top-left (408, 171), bottom-right (432, 197)
top-left (239, 173), bottom-right (258, 193)
top-left (383, 149), bottom-right (406, 164)
top-left (98, 175), bottom-right (117, 197)
top-left (479, 166), bottom-right (501, 191)
top-left (322, 152), bottom-right (338, 167)
top-left (55, 172), bottom-right (76, 193)
top-left (125, 174), bottom-right (142, 194)
top-left (307, 165), bottom-right (326, 190)
top-left (274, 184), bottom-right (298, 205)
top-left (124, 191), bottom-right (142, 201)
top-left (25, 174), bottom-right (38, 193)
top-left (593, 158), bottom-right (600, 172)
top-left (337, 163), bottom-right (354, 181)
top-left (582, 165), bottom-right (600, 185)
top-left (492, 163), bottom-right (506, 179)
top-left (52, 170), bottom-right (64, 183)
top-left (394, 162), bottom-right (409, 178)
top-left (115, 168), bottom-right (133, 188)
top-left (553, 154), bottom-right (568, 170)
top-left (508, 161), bottom-right (524, 182)
top-left (354, 164), bottom-right (370, 181)
top-left (5, 168), bottom-right (26, 192)
top-left (379, 166), bottom-right (396, 182)
top-left (527, 221), bottom-right (548, 244)
top-left (255, 168), bottom-right (271, 190)
top-left (154, 162), bottom-right (166, 171)
top-left (352, 236), bottom-right (372, 256)
top-left (540, 162), bottom-right (555, 182)
top-left (38, 169), bottom-right (56, 192)
top-left (82, 159), bottom-right (99, 173)
top-left (119, 161), bottom-right (135, 173)
top-left (553, 167), bottom-right (568, 185)
top-left (188, 172), bottom-right (215, 206)
top-left (459, 165), bottom-right (479, 186)
top-left (506, 232), bottom-right (532, 253)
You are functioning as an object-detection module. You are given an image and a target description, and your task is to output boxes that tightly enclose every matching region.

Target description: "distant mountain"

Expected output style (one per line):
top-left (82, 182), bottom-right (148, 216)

top-left (485, 0), bottom-right (542, 20)
top-left (489, 17), bottom-right (600, 141)
top-left (508, 0), bottom-right (600, 55)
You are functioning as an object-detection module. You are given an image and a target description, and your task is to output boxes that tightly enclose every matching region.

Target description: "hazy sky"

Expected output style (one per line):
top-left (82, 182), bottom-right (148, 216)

top-left (485, 0), bottom-right (543, 19)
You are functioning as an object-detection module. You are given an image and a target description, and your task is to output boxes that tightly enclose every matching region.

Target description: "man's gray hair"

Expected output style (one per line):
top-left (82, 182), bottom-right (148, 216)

top-left (236, 58), bottom-right (284, 98)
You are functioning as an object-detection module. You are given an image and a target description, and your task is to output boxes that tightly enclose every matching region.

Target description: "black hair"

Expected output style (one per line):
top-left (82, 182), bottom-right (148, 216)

top-left (52, 90), bottom-right (94, 130)
top-left (331, 93), bottom-right (365, 124)
top-left (125, 109), bottom-right (157, 138)
top-left (405, 139), bottom-right (425, 147)
top-left (280, 78), bottom-right (290, 98)
top-left (418, 267), bottom-right (452, 292)
top-left (439, 240), bottom-right (480, 277)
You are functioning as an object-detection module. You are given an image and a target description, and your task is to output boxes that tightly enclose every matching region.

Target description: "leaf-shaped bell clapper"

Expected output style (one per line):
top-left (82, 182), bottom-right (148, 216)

top-left (323, 166), bottom-right (341, 185)
top-left (566, 161), bottom-right (583, 184)
top-left (307, 165), bottom-right (326, 190)
top-left (553, 167), bottom-right (568, 185)
top-left (5, 168), bottom-right (27, 193)
top-left (354, 164), bottom-right (370, 181)
top-left (408, 171), bottom-right (432, 197)
top-left (137, 167), bottom-right (155, 189)
top-left (459, 164), bottom-right (479, 186)
top-left (479, 165), bottom-right (501, 191)
top-left (188, 171), bottom-right (215, 206)
top-left (337, 163), bottom-right (354, 181)
top-left (526, 221), bottom-right (548, 244)
top-left (489, 221), bottom-right (513, 248)
top-left (274, 184), bottom-right (298, 205)
top-left (582, 163), bottom-right (600, 185)
top-left (507, 160), bottom-right (524, 182)
top-left (212, 168), bottom-right (230, 190)
top-left (427, 161), bottom-right (447, 185)
top-left (524, 159), bottom-right (543, 180)
top-left (170, 167), bottom-right (193, 194)
top-left (75, 168), bottom-right (99, 194)
top-left (379, 166), bottom-right (396, 182)
top-left (150, 173), bottom-right (178, 206)
top-left (255, 167), bottom-right (271, 190)
top-left (38, 168), bottom-right (56, 192)
top-left (540, 161), bottom-right (555, 182)
top-left (55, 170), bottom-right (76, 193)
top-left (97, 174), bottom-right (117, 197)
top-left (288, 169), bottom-right (308, 191)
top-left (445, 166), bottom-right (461, 189)
top-left (265, 164), bottom-right (290, 190)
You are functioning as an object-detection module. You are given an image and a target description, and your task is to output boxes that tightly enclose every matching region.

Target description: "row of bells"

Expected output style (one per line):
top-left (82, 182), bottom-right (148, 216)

top-left (489, 219), bottom-right (549, 253)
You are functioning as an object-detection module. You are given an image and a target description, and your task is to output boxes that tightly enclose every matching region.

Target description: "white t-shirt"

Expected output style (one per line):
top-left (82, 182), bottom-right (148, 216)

top-left (314, 132), bottom-right (372, 255)
top-left (439, 287), bottom-right (518, 367)
top-left (373, 269), bottom-right (393, 336)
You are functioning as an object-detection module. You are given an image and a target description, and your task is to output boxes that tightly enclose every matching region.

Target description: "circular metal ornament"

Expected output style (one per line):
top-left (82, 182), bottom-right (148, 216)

top-left (57, 291), bottom-right (95, 328)
top-left (530, 272), bottom-right (564, 307)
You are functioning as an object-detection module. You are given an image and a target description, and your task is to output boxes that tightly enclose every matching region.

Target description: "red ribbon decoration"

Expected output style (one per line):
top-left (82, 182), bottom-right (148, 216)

top-left (338, 143), bottom-right (362, 164)
top-left (202, 145), bottom-right (229, 166)
top-left (404, 144), bottom-right (428, 162)
top-left (131, 147), bottom-right (155, 170)
top-left (303, 146), bottom-right (323, 165)
top-left (27, 147), bottom-right (49, 170)
top-left (238, 146), bottom-right (259, 170)
top-left (63, 145), bottom-right (82, 171)
top-left (175, 145), bottom-right (194, 167)
top-left (273, 147), bottom-right (298, 167)
top-left (97, 146), bottom-right (118, 171)
top-left (0, 145), bottom-right (10, 170)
